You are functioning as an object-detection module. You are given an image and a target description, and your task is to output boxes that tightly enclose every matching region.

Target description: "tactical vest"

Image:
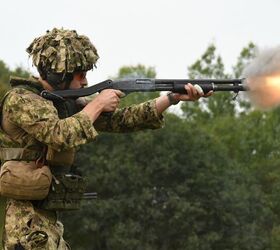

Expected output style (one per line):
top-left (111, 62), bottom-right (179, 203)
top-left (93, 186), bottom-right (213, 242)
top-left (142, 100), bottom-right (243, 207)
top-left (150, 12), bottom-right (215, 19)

top-left (0, 77), bottom-right (86, 211)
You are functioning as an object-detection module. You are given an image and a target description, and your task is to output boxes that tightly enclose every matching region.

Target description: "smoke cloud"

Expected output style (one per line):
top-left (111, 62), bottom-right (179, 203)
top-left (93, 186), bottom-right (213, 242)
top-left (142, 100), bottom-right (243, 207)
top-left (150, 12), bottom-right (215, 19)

top-left (243, 46), bottom-right (280, 77)
top-left (243, 46), bottom-right (280, 109)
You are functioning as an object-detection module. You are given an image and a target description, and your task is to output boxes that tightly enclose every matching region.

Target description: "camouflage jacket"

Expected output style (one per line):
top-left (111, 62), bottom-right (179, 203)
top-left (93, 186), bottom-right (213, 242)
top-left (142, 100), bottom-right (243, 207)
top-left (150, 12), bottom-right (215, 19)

top-left (0, 78), bottom-right (164, 153)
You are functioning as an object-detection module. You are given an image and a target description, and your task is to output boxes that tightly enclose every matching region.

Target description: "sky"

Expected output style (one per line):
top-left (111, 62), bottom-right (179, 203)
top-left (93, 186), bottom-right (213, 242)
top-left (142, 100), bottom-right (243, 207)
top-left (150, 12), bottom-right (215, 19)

top-left (1, 0), bottom-right (280, 84)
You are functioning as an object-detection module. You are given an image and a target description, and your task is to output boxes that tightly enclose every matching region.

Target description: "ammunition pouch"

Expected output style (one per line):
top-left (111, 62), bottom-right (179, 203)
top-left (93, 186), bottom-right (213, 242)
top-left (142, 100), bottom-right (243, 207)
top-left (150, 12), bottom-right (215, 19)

top-left (0, 147), bottom-right (87, 211)
top-left (39, 148), bottom-right (87, 211)
top-left (38, 173), bottom-right (87, 211)
top-left (0, 161), bottom-right (52, 200)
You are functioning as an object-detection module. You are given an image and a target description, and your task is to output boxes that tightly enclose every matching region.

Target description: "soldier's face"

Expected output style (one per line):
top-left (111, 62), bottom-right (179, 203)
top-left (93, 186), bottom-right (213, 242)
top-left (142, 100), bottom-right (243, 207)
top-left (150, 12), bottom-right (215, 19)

top-left (69, 72), bottom-right (88, 89)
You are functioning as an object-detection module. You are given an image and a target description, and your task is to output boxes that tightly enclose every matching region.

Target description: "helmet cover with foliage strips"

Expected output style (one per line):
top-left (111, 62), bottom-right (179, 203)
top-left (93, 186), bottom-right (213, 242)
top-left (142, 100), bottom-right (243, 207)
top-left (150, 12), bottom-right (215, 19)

top-left (26, 28), bottom-right (99, 74)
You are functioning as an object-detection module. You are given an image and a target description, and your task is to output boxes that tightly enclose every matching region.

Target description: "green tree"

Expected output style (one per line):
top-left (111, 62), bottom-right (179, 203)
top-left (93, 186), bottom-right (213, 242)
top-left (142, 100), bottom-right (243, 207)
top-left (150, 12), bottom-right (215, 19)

top-left (0, 59), bottom-right (30, 98)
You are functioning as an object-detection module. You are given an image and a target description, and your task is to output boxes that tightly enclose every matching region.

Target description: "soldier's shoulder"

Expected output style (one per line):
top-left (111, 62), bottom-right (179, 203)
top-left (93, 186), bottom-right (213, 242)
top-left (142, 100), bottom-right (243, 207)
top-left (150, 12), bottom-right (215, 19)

top-left (8, 87), bottom-right (36, 96)
top-left (4, 87), bottom-right (52, 110)
top-left (6, 87), bottom-right (42, 102)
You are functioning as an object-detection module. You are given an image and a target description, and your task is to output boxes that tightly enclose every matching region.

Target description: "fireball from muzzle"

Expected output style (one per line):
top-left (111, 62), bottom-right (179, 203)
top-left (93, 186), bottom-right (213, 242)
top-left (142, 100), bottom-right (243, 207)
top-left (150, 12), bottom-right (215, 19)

top-left (243, 46), bottom-right (280, 109)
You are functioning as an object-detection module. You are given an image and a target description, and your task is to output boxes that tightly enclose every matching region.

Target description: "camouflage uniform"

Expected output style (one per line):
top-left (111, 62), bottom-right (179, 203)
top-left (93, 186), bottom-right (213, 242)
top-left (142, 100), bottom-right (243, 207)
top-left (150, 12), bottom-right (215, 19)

top-left (4, 200), bottom-right (69, 249)
top-left (1, 77), bottom-right (164, 249)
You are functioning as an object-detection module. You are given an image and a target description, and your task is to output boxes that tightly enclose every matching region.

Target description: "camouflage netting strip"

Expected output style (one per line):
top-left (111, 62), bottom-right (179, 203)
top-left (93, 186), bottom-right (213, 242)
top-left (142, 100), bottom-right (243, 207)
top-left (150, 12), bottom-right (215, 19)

top-left (26, 28), bottom-right (99, 73)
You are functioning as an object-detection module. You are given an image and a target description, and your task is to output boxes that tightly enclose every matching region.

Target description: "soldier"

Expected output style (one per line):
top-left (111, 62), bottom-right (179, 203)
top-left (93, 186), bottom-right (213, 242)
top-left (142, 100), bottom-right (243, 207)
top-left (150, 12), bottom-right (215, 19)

top-left (0, 28), bottom-right (210, 249)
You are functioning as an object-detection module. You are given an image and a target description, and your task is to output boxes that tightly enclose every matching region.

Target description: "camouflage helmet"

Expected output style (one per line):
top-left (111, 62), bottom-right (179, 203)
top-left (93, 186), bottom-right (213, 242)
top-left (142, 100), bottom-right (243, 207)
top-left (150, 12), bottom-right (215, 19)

top-left (26, 28), bottom-right (99, 75)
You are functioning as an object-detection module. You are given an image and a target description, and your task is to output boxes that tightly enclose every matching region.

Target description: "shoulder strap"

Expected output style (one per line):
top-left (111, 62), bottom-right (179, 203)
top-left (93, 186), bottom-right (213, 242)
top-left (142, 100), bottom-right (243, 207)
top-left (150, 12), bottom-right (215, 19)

top-left (9, 76), bottom-right (44, 94)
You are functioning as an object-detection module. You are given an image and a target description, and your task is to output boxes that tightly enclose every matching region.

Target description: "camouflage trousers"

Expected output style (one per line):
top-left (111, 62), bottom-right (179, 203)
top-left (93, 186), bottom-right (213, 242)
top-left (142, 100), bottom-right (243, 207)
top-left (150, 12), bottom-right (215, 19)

top-left (3, 199), bottom-right (70, 250)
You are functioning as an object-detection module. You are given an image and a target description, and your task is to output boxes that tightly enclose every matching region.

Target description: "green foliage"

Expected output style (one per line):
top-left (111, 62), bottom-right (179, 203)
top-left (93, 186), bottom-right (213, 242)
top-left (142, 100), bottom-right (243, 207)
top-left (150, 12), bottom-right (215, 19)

top-left (63, 115), bottom-right (272, 249)
top-left (116, 64), bottom-right (156, 79)
top-left (233, 42), bottom-right (257, 78)
top-left (0, 59), bottom-right (30, 98)
top-left (188, 44), bottom-right (228, 79)
top-left (12, 66), bottom-right (30, 79)
top-left (0, 60), bottom-right (11, 84)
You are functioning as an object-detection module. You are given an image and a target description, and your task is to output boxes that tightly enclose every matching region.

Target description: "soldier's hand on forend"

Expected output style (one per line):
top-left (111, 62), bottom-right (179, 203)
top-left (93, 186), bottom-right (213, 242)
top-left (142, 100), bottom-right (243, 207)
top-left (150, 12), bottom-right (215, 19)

top-left (174, 83), bottom-right (213, 102)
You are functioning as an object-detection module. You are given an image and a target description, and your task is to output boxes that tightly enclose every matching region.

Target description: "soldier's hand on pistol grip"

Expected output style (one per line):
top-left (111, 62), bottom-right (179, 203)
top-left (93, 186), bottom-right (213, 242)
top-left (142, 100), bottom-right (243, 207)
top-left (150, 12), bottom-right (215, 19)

top-left (90, 89), bottom-right (125, 112)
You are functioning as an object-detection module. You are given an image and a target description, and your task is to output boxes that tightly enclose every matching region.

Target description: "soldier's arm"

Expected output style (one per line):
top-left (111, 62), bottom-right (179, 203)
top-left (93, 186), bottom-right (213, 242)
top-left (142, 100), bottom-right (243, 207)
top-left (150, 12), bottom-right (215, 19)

top-left (3, 89), bottom-right (98, 151)
top-left (91, 84), bottom-right (206, 133)
top-left (93, 99), bottom-right (164, 133)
